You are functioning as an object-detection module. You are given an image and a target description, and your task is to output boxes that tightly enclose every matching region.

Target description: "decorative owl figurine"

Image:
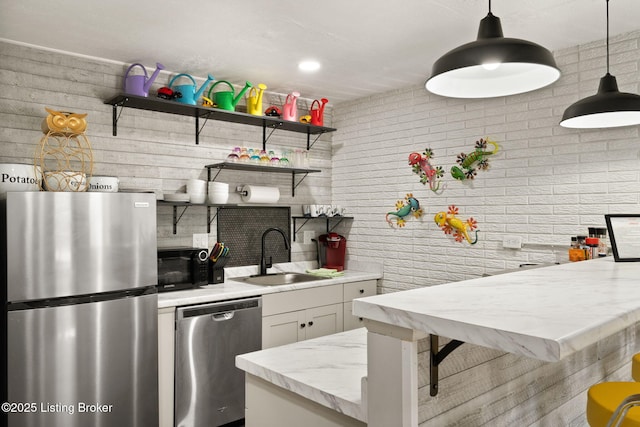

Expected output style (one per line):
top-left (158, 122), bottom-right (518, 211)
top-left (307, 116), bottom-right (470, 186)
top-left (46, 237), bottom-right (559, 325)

top-left (35, 107), bottom-right (93, 192)
top-left (41, 107), bottom-right (88, 135)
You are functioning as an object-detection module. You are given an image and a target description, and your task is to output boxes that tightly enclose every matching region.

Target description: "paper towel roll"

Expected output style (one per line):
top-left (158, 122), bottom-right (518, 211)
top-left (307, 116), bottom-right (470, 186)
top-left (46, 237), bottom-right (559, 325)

top-left (241, 185), bottom-right (280, 203)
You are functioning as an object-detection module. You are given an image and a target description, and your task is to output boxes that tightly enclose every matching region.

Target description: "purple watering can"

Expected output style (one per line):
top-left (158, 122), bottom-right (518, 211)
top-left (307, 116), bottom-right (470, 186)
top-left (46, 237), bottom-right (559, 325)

top-left (282, 91), bottom-right (300, 121)
top-left (123, 62), bottom-right (165, 97)
top-left (168, 73), bottom-right (215, 105)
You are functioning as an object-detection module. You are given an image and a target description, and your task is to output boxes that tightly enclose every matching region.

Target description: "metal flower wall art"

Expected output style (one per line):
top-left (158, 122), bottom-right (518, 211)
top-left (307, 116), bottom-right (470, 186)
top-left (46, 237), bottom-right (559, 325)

top-left (434, 205), bottom-right (479, 244)
top-left (450, 138), bottom-right (499, 181)
top-left (408, 148), bottom-right (445, 193)
top-left (386, 193), bottom-right (423, 228)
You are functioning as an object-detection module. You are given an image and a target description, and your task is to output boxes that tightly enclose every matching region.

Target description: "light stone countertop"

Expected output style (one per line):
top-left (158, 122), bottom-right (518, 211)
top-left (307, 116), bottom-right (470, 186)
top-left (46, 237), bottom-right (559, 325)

top-left (236, 327), bottom-right (368, 423)
top-left (157, 261), bottom-right (382, 309)
top-left (353, 257), bottom-right (640, 362)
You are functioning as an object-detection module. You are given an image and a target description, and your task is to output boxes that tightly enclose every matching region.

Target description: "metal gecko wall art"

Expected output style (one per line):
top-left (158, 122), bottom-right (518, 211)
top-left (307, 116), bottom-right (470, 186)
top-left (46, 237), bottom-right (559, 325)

top-left (385, 193), bottom-right (423, 228)
top-left (408, 148), bottom-right (445, 193)
top-left (434, 205), bottom-right (479, 244)
top-left (450, 138), bottom-right (499, 181)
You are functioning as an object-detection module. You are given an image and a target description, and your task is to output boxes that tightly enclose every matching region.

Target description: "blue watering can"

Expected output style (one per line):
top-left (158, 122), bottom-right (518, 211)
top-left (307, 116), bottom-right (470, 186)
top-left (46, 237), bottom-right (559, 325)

top-left (168, 73), bottom-right (215, 105)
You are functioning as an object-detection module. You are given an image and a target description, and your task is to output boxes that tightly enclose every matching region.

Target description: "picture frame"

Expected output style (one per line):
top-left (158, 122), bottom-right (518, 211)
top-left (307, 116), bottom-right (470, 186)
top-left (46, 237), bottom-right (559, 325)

top-left (604, 214), bottom-right (640, 262)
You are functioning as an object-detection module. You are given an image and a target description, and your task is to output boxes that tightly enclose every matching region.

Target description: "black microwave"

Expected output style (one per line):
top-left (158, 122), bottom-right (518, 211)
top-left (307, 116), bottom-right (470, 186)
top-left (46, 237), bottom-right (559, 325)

top-left (157, 247), bottom-right (209, 292)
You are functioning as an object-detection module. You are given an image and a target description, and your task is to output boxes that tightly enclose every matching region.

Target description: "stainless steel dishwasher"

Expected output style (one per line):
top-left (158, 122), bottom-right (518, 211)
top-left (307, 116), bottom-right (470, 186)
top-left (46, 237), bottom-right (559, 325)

top-left (174, 296), bottom-right (262, 427)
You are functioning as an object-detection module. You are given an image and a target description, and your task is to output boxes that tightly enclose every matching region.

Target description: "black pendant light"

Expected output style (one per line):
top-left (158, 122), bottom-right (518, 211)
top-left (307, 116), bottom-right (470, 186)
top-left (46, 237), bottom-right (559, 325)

top-left (425, 0), bottom-right (560, 98)
top-left (560, 0), bottom-right (640, 128)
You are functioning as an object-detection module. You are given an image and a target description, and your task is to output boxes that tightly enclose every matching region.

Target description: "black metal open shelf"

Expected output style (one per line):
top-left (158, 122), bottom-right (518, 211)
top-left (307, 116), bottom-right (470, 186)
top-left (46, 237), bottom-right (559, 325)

top-left (205, 162), bottom-right (321, 197)
top-left (105, 94), bottom-right (336, 146)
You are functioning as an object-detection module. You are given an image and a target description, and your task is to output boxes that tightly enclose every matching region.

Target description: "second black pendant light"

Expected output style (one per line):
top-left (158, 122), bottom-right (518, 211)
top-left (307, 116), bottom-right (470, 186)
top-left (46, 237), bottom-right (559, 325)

top-left (560, 0), bottom-right (640, 128)
top-left (425, 0), bottom-right (561, 98)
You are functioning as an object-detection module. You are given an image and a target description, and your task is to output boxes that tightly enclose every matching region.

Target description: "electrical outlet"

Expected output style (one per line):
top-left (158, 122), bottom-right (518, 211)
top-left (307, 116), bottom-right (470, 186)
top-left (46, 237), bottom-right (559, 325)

top-left (193, 233), bottom-right (209, 249)
top-left (303, 231), bottom-right (315, 245)
top-left (503, 235), bottom-right (522, 249)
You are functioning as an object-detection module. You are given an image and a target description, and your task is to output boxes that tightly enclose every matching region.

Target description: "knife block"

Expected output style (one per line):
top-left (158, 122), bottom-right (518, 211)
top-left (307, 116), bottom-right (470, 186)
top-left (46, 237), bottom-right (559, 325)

top-left (208, 257), bottom-right (228, 284)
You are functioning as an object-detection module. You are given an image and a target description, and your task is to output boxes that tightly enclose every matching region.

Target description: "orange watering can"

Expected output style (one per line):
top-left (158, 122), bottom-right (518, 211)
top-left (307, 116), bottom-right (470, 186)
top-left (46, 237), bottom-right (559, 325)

top-left (310, 98), bottom-right (328, 126)
top-left (246, 83), bottom-right (267, 116)
top-left (207, 80), bottom-right (252, 111)
top-left (282, 91), bottom-right (300, 121)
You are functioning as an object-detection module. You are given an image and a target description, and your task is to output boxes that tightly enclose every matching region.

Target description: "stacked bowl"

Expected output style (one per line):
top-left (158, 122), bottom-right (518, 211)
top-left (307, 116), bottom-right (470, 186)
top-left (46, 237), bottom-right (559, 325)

top-left (208, 182), bottom-right (229, 204)
top-left (187, 179), bottom-right (206, 204)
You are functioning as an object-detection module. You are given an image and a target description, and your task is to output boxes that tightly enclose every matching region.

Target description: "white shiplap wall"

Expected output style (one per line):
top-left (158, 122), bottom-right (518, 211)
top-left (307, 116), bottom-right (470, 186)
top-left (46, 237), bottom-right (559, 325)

top-left (333, 30), bottom-right (640, 293)
top-left (0, 40), bottom-right (335, 257)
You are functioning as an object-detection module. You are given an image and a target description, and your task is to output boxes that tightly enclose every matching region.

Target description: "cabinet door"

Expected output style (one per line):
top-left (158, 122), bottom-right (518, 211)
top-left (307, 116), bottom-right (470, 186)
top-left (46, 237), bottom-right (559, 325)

top-left (343, 302), bottom-right (366, 331)
top-left (343, 280), bottom-right (377, 331)
top-left (158, 308), bottom-right (175, 427)
top-left (305, 303), bottom-right (344, 340)
top-left (262, 311), bottom-right (306, 349)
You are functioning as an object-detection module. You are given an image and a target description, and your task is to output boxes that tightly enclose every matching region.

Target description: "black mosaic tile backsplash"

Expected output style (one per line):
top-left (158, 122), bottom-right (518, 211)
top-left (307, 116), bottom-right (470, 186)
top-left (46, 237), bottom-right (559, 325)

top-left (217, 206), bottom-right (291, 267)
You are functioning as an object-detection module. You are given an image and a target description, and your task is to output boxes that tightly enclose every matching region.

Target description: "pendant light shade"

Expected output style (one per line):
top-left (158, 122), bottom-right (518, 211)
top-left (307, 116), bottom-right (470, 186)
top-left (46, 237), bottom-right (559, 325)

top-left (425, 5), bottom-right (561, 99)
top-left (560, 0), bottom-right (640, 128)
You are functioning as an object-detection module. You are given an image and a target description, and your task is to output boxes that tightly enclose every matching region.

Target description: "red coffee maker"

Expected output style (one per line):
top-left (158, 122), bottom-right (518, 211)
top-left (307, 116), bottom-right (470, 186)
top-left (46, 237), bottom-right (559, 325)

top-left (318, 233), bottom-right (347, 271)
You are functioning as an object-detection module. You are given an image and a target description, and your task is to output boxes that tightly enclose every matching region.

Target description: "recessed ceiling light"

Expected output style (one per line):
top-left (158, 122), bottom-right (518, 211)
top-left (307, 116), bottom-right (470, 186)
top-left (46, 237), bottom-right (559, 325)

top-left (298, 60), bottom-right (321, 72)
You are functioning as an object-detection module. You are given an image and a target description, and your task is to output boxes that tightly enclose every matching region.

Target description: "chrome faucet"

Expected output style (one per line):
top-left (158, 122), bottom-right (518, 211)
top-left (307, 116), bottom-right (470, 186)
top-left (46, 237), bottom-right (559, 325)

top-left (260, 227), bottom-right (290, 276)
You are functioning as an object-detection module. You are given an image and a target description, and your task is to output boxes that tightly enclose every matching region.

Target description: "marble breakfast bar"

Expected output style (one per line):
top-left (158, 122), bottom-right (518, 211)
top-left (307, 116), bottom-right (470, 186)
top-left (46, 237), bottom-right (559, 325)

top-left (354, 257), bottom-right (640, 426)
top-left (238, 258), bottom-right (640, 426)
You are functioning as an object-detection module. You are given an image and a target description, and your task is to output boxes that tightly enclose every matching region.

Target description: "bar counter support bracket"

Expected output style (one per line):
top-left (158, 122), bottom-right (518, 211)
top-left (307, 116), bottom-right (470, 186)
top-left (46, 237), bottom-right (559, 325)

top-left (430, 334), bottom-right (465, 396)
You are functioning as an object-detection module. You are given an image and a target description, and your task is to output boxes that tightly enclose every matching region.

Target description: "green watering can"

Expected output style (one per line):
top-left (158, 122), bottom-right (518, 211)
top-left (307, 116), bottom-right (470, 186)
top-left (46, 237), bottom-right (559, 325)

top-left (207, 80), bottom-right (252, 111)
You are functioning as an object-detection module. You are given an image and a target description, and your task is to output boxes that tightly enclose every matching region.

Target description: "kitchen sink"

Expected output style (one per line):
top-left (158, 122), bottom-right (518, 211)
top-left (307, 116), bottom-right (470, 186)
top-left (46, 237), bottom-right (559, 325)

top-left (236, 272), bottom-right (326, 286)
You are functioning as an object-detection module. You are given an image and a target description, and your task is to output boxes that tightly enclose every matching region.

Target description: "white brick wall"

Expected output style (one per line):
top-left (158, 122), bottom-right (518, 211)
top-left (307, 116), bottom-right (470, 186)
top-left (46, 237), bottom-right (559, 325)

top-left (0, 40), bottom-right (335, 257)
top-left (333, 30), bottom-right (640, 293)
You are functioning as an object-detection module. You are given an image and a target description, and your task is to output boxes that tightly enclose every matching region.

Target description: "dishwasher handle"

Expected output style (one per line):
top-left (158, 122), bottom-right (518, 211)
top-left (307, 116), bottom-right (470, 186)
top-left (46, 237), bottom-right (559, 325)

top-left (176, 297), bottom-right (262, 321)
top-left (212, 312), bottom-right (235, 321)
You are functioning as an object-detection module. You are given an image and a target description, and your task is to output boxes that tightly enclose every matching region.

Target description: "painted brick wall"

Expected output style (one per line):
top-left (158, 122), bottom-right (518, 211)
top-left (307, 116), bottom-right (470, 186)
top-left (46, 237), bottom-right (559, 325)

top-left (332, 30), bottom-right (640, 294)
top-left (0, 40), bottom-right (336, 259)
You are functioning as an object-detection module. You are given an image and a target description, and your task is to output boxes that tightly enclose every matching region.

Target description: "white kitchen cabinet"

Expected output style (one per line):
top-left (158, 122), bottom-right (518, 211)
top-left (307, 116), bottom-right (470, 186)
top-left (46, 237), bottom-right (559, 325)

top-left (157, 307), bottom-right (175, 427)
top-left (261, 280), bottom-right (377, 348)
top-left (262, 284), bottom-right (343, 348)
top-left (262, 303), bottom-right (343, 348)
top-left (343, 280), bottom-right (377, 331)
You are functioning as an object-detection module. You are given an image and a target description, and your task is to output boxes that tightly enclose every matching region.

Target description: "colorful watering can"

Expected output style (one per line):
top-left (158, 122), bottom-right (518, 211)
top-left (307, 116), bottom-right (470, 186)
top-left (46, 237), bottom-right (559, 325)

top-left (123, 62), bottom-right (165, 97)
top-left (168, 73), bottom-right (215, 105)
top-left (246, 83), bottom-right (267, 116)
top-left (207, 80), bottom-right (252, 111)
top-left (310, 98), bottom-right (328, 126)
top-left (282, 91), bottom-right (300, 121)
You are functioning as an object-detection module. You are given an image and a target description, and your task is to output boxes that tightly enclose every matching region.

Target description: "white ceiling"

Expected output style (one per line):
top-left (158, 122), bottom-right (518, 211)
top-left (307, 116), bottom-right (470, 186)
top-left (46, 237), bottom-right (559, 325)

top-left (1, 0), bottom-right (640, 104)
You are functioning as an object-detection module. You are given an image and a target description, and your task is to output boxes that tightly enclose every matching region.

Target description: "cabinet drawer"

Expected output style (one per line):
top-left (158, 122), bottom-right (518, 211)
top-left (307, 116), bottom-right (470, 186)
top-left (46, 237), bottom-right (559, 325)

top-left (262, 284), bottom-right (343, 317)
top-left (343, 280), bottom-right (377, 302)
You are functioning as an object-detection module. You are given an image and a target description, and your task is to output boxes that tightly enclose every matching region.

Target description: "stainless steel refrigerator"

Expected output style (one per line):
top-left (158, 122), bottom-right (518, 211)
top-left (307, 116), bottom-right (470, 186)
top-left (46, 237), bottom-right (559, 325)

top-left (1, 191), bottom-right (159, 427)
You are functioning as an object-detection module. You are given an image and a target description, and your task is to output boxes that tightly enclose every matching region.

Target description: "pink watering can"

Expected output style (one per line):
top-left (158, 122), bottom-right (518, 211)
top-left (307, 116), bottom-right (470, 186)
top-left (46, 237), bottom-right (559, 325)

top-left (168, 73), bottom-right (215, 105)
top-left (282, 91), bottom-right (300, 121)
top-left (310, 98), bottom-right (328, 126)
top-left (123, 62), bottom-right (165, 97)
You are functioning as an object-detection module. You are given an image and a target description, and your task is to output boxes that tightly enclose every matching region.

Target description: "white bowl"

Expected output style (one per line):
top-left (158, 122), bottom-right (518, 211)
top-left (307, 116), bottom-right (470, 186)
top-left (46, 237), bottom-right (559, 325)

top-left (0, 163), bottom-right (41, 198)
top-left (208, 182), bottom-right (229, 191)
top-left (209, 192), bottom-right (228, 204)
top-left (44, 171), bottom-right (87, 192)
top-left (164, 193), bottom-right (190, 202)
top-left (88, 176), bottom-right (119, 192)
top-left (190, 193), bottom-right (206, 204)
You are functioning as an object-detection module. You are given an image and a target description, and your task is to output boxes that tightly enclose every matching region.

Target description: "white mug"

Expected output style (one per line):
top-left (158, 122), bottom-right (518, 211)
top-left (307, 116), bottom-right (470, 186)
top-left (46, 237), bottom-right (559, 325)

top-left (309, 205), bottom-right (319, 217)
